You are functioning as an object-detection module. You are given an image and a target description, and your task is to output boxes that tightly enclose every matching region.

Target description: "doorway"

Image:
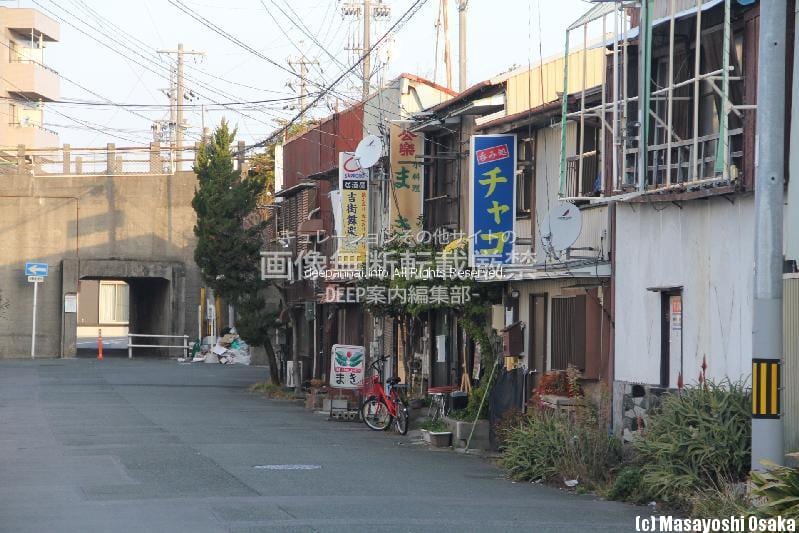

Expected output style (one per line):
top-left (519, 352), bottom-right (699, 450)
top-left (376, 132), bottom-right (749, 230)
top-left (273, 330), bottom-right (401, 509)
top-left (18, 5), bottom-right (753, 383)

top-left (660, 291), bottom-right (683, 388)
top-left (528, 294), bottom-right (547, 389)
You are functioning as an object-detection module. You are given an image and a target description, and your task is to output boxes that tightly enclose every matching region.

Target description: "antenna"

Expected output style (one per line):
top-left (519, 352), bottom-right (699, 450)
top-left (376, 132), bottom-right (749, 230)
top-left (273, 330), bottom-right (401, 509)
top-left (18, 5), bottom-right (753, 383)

top-left (354, 134), bottom-right (383, 168)
top-left (541, 201), bottom-right (583, 253)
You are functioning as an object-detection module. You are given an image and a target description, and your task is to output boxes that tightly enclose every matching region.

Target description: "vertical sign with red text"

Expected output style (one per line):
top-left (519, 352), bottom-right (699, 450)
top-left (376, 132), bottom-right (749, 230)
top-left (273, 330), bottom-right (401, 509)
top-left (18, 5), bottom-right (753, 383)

top-left (389, 122), bottom-right (424, 234)
top-left (338, 152), bottom-right (369, 264)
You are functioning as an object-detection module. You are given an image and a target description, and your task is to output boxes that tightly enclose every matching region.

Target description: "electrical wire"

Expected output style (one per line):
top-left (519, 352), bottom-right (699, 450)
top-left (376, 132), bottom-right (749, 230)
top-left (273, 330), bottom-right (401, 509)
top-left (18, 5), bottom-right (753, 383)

top-left (34, 0), bottom-right (290, 136)
top-left (247, 0), bottom-right (433, 151)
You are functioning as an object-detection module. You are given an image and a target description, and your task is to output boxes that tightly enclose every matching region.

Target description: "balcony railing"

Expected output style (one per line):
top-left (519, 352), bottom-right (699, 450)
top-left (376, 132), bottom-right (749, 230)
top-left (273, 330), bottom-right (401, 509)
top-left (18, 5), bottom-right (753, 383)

top-left (620, 129), bottom-right (743, 191)
top-left (564, 150), bottom-right (600, 198)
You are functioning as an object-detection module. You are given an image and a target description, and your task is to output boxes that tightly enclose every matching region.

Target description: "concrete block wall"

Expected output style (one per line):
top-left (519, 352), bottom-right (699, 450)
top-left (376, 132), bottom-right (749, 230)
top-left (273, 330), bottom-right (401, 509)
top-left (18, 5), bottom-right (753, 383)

top-left (0, 170), bottom-right (201, 358)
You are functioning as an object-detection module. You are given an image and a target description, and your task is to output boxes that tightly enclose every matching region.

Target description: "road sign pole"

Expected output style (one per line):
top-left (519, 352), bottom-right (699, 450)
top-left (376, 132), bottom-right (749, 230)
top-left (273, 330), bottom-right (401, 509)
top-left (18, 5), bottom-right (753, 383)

top-left (31, 280), bottom-right (38, 359)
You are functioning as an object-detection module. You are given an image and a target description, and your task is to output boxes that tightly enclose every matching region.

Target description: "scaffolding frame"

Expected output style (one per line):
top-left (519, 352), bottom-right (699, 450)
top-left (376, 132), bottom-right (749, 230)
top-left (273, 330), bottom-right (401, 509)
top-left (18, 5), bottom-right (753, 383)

top-left (559, 0), bottom-right (751, 199)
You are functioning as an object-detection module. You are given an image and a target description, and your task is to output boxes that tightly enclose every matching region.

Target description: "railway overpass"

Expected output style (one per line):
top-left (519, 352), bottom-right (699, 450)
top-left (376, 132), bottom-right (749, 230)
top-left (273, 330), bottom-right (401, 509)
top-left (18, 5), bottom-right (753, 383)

top-left (0, 143), bottom-right (232, 358)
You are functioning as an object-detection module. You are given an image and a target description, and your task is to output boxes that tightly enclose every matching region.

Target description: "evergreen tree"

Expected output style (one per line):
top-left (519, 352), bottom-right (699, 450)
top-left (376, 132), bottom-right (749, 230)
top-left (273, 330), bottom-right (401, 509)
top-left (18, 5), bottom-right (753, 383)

top-left (193, 121), bottom-right (263, 298)
top-left (192, 120), bottom-right (281, 384)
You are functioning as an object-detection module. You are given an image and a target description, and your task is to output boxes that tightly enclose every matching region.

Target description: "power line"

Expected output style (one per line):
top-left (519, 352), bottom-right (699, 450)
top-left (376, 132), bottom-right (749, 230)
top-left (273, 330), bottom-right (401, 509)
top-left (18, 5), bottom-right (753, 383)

top-left (0, 95), bottom-right (307, 108)
top-left (248, 0), bottom-right (432, 151)
top-left (0, 74), bottom-right (144, 144)
top-left (36, 0), bottom-right (290, 132)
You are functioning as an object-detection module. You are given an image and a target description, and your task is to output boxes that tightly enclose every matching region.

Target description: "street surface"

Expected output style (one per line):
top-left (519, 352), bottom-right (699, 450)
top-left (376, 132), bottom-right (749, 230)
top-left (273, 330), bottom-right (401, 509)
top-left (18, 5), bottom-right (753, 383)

top-left (0, 359), bottom-right (642, 532)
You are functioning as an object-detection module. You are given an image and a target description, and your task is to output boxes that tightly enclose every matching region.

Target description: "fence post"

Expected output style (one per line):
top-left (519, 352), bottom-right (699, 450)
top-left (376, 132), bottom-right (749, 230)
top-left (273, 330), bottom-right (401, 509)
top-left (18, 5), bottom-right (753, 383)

top-left (237, 140), bottom-right (245, 174)
top-left (62, 143), bottom-right (70, 174)
top-left (149, 142), bottom-right (158, 174)
top-left (106, 143), bottom-right (116, 174)
top-left (17, 144), bottom-right (25, 174)
top-left (184, 335), bottom-right (189, 359)
top-left (128, 334), bottom-right (132, 359)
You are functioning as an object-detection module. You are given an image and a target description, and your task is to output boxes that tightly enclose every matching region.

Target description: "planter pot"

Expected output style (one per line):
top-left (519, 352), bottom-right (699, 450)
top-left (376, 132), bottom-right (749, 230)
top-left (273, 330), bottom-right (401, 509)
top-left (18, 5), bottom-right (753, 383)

top-left (429, 431), bottom-right (452, 448)
top-left (444, 416), bottom-right (491, 450)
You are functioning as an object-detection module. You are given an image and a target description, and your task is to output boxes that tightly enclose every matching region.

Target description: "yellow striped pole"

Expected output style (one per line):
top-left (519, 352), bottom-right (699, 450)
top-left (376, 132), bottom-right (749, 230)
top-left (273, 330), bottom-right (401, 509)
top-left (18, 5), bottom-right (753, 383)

top-left (752, 360), bottom-right (780, 419)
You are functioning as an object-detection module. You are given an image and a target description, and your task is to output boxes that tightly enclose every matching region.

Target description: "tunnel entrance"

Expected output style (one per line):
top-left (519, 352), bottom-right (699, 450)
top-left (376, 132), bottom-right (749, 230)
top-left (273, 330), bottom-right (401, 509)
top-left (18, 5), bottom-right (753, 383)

top-left (63, 259), bottom-right (188, 358)
top-left (76, 279), bottom-right (130, 356)
top-left (75, 277), bottom-right (172, 357)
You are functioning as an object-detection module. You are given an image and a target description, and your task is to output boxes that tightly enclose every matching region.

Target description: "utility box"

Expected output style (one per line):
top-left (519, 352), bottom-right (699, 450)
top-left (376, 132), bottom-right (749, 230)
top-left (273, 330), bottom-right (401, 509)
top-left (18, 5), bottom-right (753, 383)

top-left (491, 304), bottom-right (505, 331)
top-left (501, 321), bottom-right (524, 357)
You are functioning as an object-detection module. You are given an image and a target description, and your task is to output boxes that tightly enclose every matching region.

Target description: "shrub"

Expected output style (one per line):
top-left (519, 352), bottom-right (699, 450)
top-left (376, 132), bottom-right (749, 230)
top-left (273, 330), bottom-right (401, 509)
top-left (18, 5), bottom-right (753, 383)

top-left (448, 373), bottom-right (494, 421)
top-left (751, 453), bottom-right (799, 520)
top-left (418, 419), bottom-right (449, 432)
top-left (607, 466), bottom-right (650, 504)
top-left (499, 399), bottom-right (621, 490)
top-left (633, 379), bottom-right (750, 509)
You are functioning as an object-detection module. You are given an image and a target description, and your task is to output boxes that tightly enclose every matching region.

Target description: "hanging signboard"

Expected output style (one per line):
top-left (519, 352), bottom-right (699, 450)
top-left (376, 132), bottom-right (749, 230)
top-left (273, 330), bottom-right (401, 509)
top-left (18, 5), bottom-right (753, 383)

top-left (469, 134), bottom-right (517, 266)
top-left (330, 344), bottom-right (365, 389)
top-left (338, 152), bottom-right (369, 264)
top-left (389, 122), bottom-right (424, 234)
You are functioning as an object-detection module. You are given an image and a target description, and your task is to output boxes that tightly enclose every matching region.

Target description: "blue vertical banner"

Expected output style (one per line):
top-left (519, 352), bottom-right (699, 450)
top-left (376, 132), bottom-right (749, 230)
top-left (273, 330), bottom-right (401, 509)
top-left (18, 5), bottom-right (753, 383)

top-left (469, 134), bottom-right (517, 266)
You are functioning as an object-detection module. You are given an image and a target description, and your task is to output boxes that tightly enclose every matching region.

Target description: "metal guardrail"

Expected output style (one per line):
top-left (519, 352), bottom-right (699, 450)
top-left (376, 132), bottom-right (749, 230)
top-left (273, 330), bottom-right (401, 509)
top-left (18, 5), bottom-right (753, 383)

top-left (127, 333), bottom-right (189, 359)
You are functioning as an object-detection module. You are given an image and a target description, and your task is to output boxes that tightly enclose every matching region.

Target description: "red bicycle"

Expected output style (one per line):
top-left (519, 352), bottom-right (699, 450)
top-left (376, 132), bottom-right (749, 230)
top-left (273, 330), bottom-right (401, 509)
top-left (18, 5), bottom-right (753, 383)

top-left (360, 356), bottom-right (409, 435)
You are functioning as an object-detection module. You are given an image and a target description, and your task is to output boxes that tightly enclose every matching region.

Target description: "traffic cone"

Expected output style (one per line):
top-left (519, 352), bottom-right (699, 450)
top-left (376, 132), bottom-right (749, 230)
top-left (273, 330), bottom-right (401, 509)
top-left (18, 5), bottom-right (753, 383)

top-left (97, 329), bottom-right (103, 361)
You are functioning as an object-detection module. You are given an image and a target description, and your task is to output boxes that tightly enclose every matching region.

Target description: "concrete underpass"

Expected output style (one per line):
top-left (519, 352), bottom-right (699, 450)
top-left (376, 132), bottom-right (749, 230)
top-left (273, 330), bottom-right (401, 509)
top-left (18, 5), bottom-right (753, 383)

top-left (0, 155), bottom-right (202, 359)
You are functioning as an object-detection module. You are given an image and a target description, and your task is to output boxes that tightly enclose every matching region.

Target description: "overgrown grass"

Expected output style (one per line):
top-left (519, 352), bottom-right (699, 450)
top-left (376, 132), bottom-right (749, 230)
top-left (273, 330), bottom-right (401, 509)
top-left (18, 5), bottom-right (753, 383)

top-left (499, 398), bottom-right (621, 490)
top-left (632, 380), bottom-right (750, 511)
top-left (417, 419), bottom-right (449, 432)
top-left (249, 382), bottom-right (295, 399)
top-left (690, 478), bottom-right (752, 519)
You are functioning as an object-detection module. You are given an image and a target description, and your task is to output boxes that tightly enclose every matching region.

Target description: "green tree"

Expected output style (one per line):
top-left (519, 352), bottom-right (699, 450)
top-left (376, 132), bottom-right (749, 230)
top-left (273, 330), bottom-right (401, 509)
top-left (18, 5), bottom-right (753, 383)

top-left (192, 120), bottom-right (281, 384)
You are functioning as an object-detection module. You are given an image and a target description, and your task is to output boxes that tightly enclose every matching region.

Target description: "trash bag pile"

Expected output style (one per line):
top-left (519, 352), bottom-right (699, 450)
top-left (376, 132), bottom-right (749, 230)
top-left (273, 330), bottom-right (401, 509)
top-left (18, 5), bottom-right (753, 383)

top-left (183, 327), bottom-right (251, 365)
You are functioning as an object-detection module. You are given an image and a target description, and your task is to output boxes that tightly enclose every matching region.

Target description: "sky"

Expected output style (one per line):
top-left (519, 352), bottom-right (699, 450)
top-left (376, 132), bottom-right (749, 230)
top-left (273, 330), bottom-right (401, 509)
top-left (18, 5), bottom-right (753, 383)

top-left (21, 0), bottom-right (597, 148)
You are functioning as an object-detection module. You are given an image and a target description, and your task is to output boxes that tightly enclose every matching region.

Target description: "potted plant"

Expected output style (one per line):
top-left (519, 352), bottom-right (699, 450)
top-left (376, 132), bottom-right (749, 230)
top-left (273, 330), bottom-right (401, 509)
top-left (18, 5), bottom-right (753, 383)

top-left (418, 419), bottom-right (451, 447)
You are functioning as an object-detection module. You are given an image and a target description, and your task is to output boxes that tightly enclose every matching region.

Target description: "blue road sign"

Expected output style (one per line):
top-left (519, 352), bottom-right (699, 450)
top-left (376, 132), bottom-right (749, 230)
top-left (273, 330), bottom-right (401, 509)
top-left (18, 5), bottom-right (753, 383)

top-left (25, 262), bottom-right (48, 277)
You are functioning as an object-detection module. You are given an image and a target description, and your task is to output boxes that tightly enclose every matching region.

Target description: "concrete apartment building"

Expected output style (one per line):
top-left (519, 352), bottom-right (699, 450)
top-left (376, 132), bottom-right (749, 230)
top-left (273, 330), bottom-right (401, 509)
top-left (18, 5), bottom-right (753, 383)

top-left (0, 6), bottom-right (60, 149)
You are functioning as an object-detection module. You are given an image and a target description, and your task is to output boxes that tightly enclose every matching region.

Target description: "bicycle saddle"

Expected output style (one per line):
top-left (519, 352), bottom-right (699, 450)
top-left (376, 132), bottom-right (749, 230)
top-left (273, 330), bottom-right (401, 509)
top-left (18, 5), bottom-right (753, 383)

top-left (386, 376), bottom-right (401, 385)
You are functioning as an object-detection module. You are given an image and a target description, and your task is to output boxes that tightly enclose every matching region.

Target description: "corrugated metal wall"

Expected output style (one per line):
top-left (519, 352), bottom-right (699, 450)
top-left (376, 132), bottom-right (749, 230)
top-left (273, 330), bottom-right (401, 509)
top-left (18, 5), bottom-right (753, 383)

top-left (534, 123), bottom-right (575, 258)
top-left (505, 49), bottom-right (606, 116)
top-left (572, 204), bottom-right (610, 260)
top-left (784, 277), bottom-right (799, 452)
top-left (281, 104), bottom-right (364, 189)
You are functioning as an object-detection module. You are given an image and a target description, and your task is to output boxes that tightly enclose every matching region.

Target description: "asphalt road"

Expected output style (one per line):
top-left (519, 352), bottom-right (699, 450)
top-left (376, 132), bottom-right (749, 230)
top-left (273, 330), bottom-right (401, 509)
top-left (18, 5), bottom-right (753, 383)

top-left (0, 359), bottom-right (643, 532)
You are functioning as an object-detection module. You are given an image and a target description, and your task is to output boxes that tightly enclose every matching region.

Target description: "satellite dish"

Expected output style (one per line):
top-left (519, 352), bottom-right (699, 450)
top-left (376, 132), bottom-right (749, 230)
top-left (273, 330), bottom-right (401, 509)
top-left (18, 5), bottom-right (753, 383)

top-left (541, 201), bottom-right (582, 252)
top-left (354, 134), bottom-right (383, 168)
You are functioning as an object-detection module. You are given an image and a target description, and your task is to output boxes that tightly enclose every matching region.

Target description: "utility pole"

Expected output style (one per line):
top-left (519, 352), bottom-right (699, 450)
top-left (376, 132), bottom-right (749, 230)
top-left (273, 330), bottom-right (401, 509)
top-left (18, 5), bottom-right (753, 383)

top-left (157, 44), bottom-right (205, 169)
top-left (442, 0), bottom-right (452, 89)
top-left (752, 0), bottom-right (786, 470)
top-left (342, 1), bottom-right (391, 101)
top-left (288, 56), bottom-right (319, 117)
top-left (362, 0), bottom-right (371, 100)
top-left (458, 0), bottom-right (467, 91)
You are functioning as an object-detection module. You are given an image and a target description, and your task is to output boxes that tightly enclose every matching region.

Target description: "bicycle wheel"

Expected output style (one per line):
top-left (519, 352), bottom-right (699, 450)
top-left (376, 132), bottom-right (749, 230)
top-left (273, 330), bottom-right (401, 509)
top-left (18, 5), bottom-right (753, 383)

top-left (361, 396), bottom-right (392, 431)
top-left (394, 400), bottom-right (409, 435)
